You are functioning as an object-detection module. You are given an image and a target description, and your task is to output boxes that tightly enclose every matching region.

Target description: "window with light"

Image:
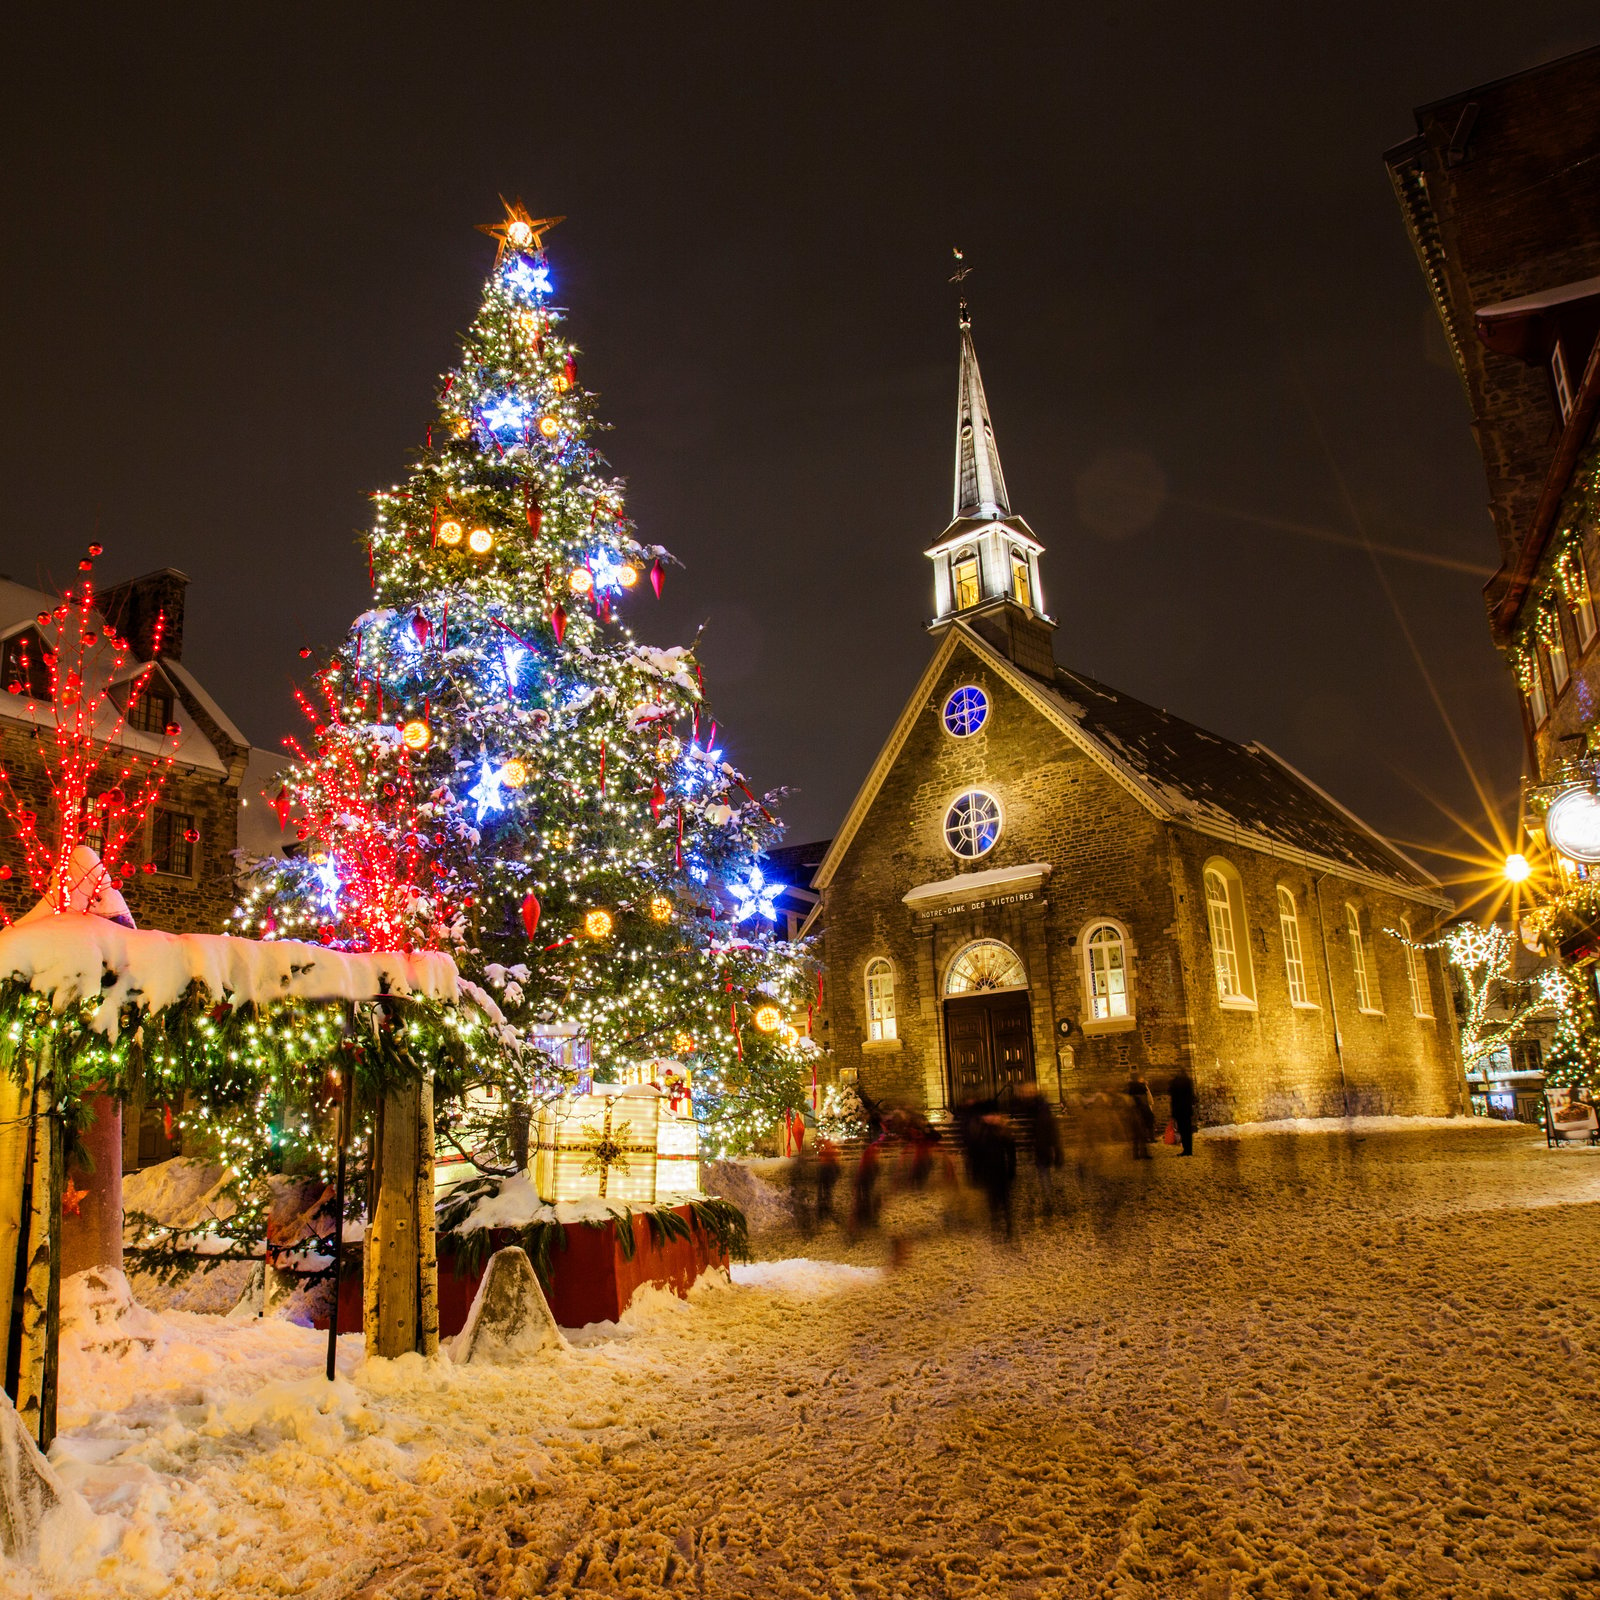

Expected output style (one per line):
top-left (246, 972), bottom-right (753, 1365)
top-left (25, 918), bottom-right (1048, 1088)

top-left (1, 629), bottom-right (50, 701)
top-left (1011, 553), bottom-right (1031, 606)
top-left (1085, 924), bottom-right (1130, 1019)
top-left (1204, 863), bottom-right (1254, 1003)
top-left (1574, 558), bottom-right (1598, 651)
top-left (1347, 905), bottom-right (1378, 1012)
top-left (865, 958), bottom-right (896, 1041)
top-left (127, 683), bottom-right (176, 736)
top-left (944, 790), bottom-right (1001, 858)
top-left (1277, 887), bottom-right (1310, 1005)
top-left (1547, 624), bottom-right (1571, 694)
top-left (953, 554), bottom-right (980, 610)
top-left (151, 809), bottom-right (196, 877)
top-left (942, 685), bottom-right (988, 738)
top-left (1526, 665), bottom-right (1549, 726)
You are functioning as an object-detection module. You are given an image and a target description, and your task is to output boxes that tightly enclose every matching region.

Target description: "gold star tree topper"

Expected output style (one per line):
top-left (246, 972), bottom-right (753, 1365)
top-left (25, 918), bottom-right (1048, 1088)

top-left (477, 201), bottom-right (565, 261)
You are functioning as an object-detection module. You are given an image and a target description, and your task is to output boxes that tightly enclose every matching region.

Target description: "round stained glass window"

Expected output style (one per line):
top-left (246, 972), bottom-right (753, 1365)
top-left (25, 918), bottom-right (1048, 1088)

top-left (944, 790), bottom-right (1001, 858)
top-left (943, 685), bottom-right (988, 738)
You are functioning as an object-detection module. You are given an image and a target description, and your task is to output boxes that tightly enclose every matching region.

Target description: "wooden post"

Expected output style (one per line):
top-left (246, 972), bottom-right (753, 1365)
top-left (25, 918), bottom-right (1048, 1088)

top-left (60, 1092), bottom-right (122, 1278)
top-left (0, 1051), bottom-right (32, 1375)
top-left (363, 1074), bottom-right (438, 1359)
top-left (11, 1046), bottom-right (61, 1451)
top-left (326, 1064), bottom-right (354, 1382)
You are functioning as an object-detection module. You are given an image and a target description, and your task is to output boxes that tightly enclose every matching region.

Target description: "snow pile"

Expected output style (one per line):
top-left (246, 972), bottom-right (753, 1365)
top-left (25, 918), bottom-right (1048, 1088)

top-left (1204, 1112), bottom-right (1513, 1138)
top-left (449, 1173), bottom-right (725, 1234)
top-left (730, 1259), bottom-right (881, 1295)
top-left (701, 1157), bottom-right (795, 1233)
top-left (121, 1158), bottom-right (232, 1233)
top-left (0, 912), bottom-right (459, 1034)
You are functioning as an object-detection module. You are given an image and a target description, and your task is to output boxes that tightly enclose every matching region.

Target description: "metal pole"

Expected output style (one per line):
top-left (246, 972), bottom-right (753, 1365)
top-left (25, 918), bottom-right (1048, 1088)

top-left (326, 1063), bottom-right (354, 1383)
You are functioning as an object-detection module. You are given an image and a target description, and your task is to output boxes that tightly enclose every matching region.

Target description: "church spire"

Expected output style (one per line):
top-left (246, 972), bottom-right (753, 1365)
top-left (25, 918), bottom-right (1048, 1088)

top-left (952, 301), bottom-right (1011, 521)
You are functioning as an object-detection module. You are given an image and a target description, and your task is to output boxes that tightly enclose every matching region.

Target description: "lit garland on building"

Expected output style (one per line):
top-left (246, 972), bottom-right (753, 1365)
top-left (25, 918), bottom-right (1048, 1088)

top-left (235, 206), bottom-right (815, 1153)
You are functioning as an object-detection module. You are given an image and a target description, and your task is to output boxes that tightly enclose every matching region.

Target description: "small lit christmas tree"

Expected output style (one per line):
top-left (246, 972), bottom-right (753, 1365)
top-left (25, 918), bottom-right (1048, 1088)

top-left (239, 207), bottom-right (813, 1152)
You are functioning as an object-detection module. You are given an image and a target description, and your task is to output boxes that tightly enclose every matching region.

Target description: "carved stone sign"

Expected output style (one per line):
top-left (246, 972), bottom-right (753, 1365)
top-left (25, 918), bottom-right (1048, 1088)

top-left (913, 888), bottom-right (1041, 920)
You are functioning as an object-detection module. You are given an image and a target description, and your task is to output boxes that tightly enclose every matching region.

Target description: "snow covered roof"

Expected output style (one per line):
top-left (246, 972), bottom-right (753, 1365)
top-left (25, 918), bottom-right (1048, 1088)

top-left (812, 624), bottom-right (1447, 907)
top-left (0, 912), bottom-right (460, 1034)
top-left (237, 747), bottom-right (292, 859)
top-left (903, 862), bottom-right (1051, 908)
top-left (1039, 667), bottom-right (1439, 892)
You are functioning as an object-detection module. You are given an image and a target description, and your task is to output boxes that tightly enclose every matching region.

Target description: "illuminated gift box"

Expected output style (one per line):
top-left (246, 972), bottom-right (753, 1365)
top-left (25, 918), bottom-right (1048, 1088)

top-left (650, 1061), bottom-right (700, 1196)
top-left (534, 1085), bottom-right (660, 1205)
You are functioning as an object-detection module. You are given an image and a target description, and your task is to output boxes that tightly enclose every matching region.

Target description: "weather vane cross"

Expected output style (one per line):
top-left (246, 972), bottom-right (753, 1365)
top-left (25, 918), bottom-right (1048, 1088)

top-left (950, 247), bottom-right (973, 325)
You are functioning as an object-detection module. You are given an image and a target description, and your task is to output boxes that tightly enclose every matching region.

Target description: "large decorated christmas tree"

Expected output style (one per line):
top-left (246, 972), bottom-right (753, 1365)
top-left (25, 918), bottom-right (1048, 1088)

top-left (238, 206), bottom-right (812, 1154)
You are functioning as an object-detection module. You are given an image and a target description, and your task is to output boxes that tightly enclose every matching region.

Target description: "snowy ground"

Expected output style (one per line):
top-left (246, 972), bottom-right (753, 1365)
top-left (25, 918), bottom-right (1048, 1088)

top-left (14, 1120), bottom-right (1600, 1598)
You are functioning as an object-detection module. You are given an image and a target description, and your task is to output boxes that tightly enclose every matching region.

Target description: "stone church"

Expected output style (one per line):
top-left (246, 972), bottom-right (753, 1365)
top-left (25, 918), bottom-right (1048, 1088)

top-left (808, 310), bottom-right (1464, 1124)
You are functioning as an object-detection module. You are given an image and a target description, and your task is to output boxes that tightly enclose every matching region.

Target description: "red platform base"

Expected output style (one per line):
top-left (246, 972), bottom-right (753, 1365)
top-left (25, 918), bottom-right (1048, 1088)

top-left (322, 1203), bottom-right (727, 1336)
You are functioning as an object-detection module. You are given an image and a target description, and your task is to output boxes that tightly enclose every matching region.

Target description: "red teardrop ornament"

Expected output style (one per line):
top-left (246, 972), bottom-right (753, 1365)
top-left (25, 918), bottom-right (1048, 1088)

top-left (551, 604), bottom-right (567, 644)
top-left (521, 893), bottom-right (542, 940)
top-left (650, 560), bottom-right (663, 599)
top-left (651, 781), bottom-right (666, 820)
top-left (526, 505), bottom-right (542, 535)
top-left (273, 788), bottom-right (291, 829)
top-left (564, 354), bottom-right (577, 387)
top-left (411, 611), bottom-right (430, 647)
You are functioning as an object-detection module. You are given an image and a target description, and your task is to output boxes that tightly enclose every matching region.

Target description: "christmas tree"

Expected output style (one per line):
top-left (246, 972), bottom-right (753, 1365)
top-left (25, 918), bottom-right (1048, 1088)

top-left (238, 206), bottom-right (813, 1154)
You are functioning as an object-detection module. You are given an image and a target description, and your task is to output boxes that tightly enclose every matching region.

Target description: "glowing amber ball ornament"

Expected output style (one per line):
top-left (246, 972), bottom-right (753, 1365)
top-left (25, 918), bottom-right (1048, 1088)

top-left (501, 759), bottom-right (528, 789)
top-left (673, 1031), bottom-right (696, 1056)
top-left (401, 719), bottom-right (431, 751)
top-left (649, 894), bottom-right (673, 922)
top-left (568, 568), bottom-right (594, 595)
top-left (505, 219), bottom-right (535, 248)
top-left (753, 1005), bottom-right (782, 1033)
top-left (584, 908), bottom-right (614, 940)
top-left (438, 520), bottom-right (464, 547)
top-left (618, 565), bottom-right (640, 589)
top-left (538, 416), bottom-right (561, 439)
top-left (467, 527), bottom-right (494, 555)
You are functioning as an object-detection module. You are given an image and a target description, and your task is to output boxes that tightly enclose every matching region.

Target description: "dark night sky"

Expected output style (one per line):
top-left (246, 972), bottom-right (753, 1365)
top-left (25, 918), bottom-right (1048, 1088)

top-left (7, 5), bottom-right (1599, 876)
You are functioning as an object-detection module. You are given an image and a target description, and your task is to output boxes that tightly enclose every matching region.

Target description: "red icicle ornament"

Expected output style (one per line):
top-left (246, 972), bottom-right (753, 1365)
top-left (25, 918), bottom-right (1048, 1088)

top-left (551, 604), bottom-right (567, 644)
top-left (272, 787), bottom-right (291, 830)
top-left (521, 893), bottom-right (542, 940)
top-left (526, 504), bottom-right (542, 535)
top-left (650, 781), bottom-right (666, 821)
top-left (410, 611), bottom-right (430, 648)
top-left (649, 560), bottom-right (663, 599)
top-left (564, 353), bottom-right (577, 387)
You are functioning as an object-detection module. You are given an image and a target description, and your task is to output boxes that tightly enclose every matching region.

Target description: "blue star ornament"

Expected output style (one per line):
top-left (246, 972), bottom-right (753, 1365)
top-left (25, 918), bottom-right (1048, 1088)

top-left (730, 865), bottom-right (785, 923)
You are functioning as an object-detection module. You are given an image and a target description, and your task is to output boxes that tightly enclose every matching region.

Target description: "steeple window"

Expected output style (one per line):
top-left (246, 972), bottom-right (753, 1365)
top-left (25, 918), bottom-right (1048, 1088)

top-left (1010, 551), bottom-right (1031, 607)
top-left (953, 553), bottom-right (980, 611)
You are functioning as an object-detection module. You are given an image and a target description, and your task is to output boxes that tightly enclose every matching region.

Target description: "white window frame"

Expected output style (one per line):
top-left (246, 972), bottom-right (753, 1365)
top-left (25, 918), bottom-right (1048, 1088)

top-left (865, 958), bottom-right (897, 1042)
top-left (1554, 343), bottom-right (1575, 421)
top-left (942, 685), bottom-right (989, 739)
top-left (1527, 662), bottom-right (1549, 727)
top-left (1402, 919), bottom-right (1433, 1019)
top-left (1081, 920), bottom-right (1135, 1032)
top-left (1547, 622), bottom-right (1571, 694)
top-left (1204, 860), bottom-right (1256, 1007)
top-left (1573, 551), bottom-right (1598, 651)
top-left (1347, 904), bottom-right (1380, 1014)
top-left (943, 789), bottom-right (1002, 860)
top-left (1277, 887), bottom-right (1314, 1007)
top-left (1010, 550), bottom-right (1031, 607)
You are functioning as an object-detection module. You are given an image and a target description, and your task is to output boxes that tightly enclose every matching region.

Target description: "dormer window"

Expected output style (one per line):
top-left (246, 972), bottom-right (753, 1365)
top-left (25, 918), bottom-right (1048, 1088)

top-left (1010, 551), bottom-right (1031, 607)
top-left (1, 629), bottom-right (51, 701)
top-left (126, 680), bottom-right (176, 736)
top-left (953, 552), bottom-right (980, 610)
top-left (1553, 343), bottom-right (1575, 422)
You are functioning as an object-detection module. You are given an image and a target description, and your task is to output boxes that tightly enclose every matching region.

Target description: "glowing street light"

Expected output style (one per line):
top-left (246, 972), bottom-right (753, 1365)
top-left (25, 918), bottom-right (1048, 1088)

top-left (1503, 852), bottom-right (1532, 883)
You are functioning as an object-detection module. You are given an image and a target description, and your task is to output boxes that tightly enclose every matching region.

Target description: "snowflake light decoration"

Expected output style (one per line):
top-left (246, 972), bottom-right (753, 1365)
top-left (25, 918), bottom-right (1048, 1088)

top-left (467, 755), bottom-right (507, 822)
top-left (729, 865), bottom-right (784, 924)
top-left (484, 393), bottom-right (529, 434)
top-left (505, 259), bottom-right (551, 299)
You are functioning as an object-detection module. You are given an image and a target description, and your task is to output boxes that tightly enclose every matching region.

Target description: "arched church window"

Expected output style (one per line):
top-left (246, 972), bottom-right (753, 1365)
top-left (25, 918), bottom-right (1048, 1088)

top-left (953, 552), bottom-right (981, 611)
top-left (946, 939), bottom-right (1027, 995)
top-left (1204, 860), bottom-right (1255, 1005)
top-left (943, 790), bottom-right (1001, 859)
top-left (865, 958), bottom-right (897, 1041)
top-left (942, 685), bottom-right (988, 738)
top-left (1083, 923), bottom-right (1130, 1020)
top-left (1010, 550), bottom-right (1031, 606)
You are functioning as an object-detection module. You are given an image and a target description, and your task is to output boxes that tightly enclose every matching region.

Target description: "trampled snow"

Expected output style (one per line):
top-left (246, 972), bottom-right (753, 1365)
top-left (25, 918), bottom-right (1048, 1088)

top-left (10, 1120), bottom-right (1600, 1597)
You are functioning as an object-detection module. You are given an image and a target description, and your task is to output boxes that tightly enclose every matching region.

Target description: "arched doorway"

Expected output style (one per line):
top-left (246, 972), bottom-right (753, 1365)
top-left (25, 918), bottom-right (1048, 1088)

top-left (943, 940), bottom-right (1036, 1105)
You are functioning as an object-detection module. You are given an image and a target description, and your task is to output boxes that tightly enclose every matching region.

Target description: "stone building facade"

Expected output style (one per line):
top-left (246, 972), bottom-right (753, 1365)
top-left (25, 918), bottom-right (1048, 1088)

top-left (810, 310), bottom-right (1463, 1124)
top-left (1388, 47), bottom-right (1600, 976)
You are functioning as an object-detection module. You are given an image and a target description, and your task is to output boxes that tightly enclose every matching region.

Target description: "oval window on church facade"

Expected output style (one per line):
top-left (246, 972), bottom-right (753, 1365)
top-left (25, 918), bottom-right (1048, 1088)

top-left (942, 685), bottom-right (988, 737)
top-left (944, 790), bottom-right (1002, 858)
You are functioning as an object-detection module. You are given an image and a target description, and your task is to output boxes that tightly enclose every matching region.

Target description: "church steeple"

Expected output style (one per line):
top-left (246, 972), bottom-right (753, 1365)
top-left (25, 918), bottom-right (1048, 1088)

top-left (953, 306), bottom-right (1011, 520)
top-left (925, 271), bottom-right (1057, 679)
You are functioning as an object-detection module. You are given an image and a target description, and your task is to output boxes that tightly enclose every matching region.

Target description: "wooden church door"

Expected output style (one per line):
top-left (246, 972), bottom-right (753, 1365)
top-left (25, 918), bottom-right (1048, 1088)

top-left (944, 992), bottom-right (1035, 1105)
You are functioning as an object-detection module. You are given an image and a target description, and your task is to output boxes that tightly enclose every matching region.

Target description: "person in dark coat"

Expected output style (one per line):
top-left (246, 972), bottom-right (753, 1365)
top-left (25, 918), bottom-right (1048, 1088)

top-left (1167, 1066), bottom-right (1198, 1156)
top-left (970, 1114), bottom-right (1018, 1240)
top-left (1017, 1083), bottom-right (1064, 1219)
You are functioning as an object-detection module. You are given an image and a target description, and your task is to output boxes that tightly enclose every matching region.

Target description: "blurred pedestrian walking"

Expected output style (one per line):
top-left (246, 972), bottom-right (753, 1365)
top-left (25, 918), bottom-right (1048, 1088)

top-left (1018, 1083), bottom-right (1064, 1220)
top-left (1125, 1069), bottom-right (1155, 1160)
top-left (815, 1137), bottom-right (841, 1225)
top-left (970, 1113), bottom-right (1018, 1240)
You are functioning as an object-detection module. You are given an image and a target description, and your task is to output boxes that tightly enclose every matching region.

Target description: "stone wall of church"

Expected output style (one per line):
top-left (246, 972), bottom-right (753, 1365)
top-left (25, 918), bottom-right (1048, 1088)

top-left (1163, 834), bottom-right (1463, 1124)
